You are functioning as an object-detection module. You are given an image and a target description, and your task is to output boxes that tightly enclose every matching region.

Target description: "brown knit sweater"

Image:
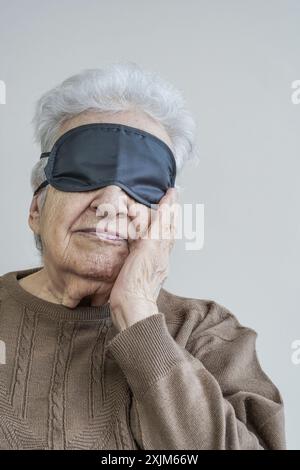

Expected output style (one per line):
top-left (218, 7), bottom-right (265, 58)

top-left (0, 267), bottom-right (286, 450)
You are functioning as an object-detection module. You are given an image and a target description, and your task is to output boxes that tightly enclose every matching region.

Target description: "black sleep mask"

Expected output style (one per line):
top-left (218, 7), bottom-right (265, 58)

top-left (33, 122), bottom-right (177, 208)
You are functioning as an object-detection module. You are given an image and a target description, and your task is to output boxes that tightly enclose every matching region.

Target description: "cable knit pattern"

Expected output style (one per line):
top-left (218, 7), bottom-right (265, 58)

top-left (48, 321), bottom-right (75, 450)
top-left (116, 395), bottom-right (137, 450)
top-left (10, 307), bottom-right (37, 419)
top-left (89, 322), bottom-right (109, 418)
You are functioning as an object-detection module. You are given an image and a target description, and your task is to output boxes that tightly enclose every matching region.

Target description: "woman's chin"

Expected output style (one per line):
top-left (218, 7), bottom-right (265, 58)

top-left (64, 255), bottom-right (125, 281)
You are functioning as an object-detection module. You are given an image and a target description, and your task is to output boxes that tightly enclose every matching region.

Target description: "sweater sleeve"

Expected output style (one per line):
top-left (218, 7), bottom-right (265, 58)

top-left (106, 312), bottom-right (286, 450)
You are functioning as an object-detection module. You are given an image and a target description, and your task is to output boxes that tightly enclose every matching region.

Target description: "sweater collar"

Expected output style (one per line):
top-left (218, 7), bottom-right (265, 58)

top-left (1, 266), bottom-right (112, 322)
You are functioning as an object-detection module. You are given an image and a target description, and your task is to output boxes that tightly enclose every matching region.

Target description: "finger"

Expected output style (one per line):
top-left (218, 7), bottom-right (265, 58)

top-left (159, 202), bottom-right (175, 242)
top-left (147, 188), bottom-right (178, 241)
top-left (128, 202), bottom-right (150, 239)
top-left (158, 187), bottom-right (178, 208)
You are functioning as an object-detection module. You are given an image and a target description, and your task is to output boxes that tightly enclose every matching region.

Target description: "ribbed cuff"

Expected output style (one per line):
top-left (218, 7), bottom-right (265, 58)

top-left (106, 312), bottom-right (186, 400)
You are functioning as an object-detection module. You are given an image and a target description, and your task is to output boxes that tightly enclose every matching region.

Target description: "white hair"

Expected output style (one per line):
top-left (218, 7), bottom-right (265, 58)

top-left (30, 61), bottom-right (200, 253)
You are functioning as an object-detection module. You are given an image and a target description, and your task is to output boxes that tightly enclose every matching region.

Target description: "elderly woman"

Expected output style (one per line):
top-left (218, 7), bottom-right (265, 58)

top-left (0, 63), bottom-right (286, 450)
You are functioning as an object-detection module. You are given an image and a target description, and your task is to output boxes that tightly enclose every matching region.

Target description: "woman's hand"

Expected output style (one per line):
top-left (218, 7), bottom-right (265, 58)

top-left (109, 188), bottom-right (178, 332)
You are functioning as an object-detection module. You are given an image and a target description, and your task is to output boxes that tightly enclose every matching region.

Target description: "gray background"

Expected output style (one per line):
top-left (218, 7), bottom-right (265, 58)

top-left (0, 0), bottom-right (299, 449)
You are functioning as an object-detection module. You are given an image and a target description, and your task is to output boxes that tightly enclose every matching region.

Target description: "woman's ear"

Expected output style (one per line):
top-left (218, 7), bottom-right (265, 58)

top-left (28, 194), bottom-right (41, 235)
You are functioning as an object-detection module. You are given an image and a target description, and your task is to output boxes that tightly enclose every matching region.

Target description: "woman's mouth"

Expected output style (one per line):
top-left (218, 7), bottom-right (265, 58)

top-left (75, 229), bottom-right (127, 243)
top-left (97, 231), bottom-right (125, 241)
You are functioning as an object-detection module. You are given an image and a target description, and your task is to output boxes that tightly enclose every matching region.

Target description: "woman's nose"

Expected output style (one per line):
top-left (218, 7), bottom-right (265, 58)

top-left (90, 185), bottom-right (129, 216)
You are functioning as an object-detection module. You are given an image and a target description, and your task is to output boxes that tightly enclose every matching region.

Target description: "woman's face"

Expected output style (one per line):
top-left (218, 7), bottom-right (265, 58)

top-left (30, 109), bottom-right (174, 282)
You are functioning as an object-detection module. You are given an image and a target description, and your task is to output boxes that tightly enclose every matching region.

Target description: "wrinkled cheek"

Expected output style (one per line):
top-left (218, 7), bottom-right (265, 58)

top-left (42, 225), bottom-right (70, 261)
